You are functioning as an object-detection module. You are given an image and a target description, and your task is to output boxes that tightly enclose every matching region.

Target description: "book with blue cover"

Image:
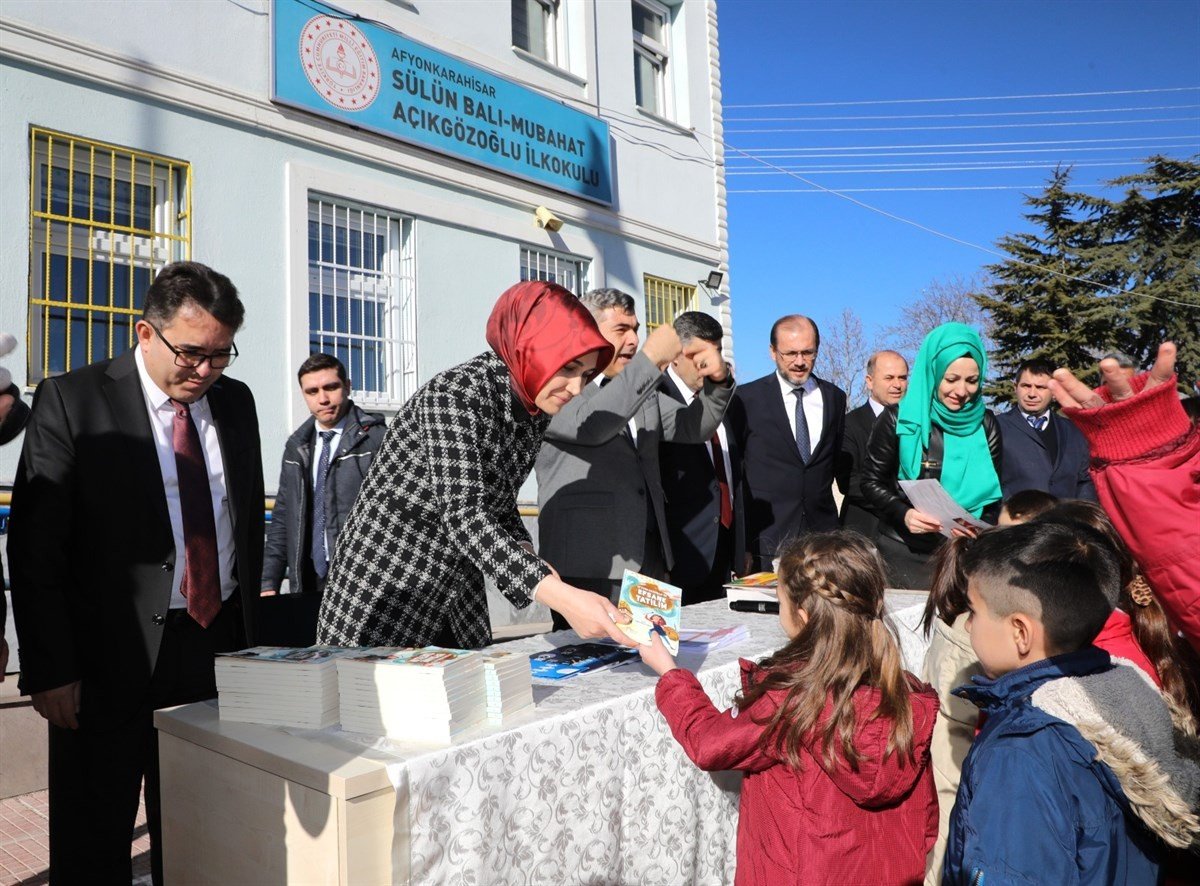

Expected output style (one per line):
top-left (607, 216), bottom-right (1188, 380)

top-left (528, 643), bottom-right (639, 680)
top-left (616, 570), bottom-right (682, 655)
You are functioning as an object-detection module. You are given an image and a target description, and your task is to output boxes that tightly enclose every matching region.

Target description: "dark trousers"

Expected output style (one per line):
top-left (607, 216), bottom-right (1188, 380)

top-left (255, 571), bottom-right (326, 648)
top-left (874, 532), bottom-right (939, 591)
top-left (681, 524), bottom-right (734, 605)
top-left (48, 598), bottom-right (242, 886)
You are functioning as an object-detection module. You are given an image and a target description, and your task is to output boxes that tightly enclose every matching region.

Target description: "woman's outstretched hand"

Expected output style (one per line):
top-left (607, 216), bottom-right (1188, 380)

top-left (534, 575), bottom-right (635, 645)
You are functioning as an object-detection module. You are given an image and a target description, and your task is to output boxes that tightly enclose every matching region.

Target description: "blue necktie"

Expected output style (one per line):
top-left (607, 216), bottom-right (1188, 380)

top-left (312, 430), bottom-right (336, 578)
top-left (1026, 413), bottom-right (1047, 432)
top-left (792, 388), bottom-right (811, 464)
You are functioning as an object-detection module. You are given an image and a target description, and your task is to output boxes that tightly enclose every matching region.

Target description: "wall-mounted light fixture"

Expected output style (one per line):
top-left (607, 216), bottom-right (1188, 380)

top-left (534, 205), bottom-right (563, 232)
top-left (700, 270), bottom-right (723, 289)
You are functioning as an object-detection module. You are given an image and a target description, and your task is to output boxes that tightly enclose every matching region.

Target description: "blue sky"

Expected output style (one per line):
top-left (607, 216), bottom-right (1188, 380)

top-left (717, 0), bottom-right (1200, 383)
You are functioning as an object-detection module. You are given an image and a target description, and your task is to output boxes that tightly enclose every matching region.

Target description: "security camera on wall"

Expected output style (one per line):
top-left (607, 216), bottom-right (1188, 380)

top-left (534, 206), bottom-right (563, 232)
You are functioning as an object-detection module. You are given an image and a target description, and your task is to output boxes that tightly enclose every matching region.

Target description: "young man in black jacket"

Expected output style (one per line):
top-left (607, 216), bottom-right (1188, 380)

top-left (259, 354), bottom-right (386, 645)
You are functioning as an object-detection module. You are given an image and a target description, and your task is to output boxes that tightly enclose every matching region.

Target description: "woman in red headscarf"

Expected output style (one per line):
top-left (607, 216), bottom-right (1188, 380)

top-left (316, 281), bottom-right (632, 649)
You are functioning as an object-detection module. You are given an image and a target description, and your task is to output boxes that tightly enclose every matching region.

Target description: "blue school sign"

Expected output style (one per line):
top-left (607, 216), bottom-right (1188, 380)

top-left (271, 0), bottom-right (613, 204)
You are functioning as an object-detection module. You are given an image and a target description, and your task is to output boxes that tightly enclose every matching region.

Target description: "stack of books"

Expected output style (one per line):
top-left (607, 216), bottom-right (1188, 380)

top-left (482, 651), bottom-right (534, 721)
top-left (725, 572), bottom-right (780, 613)
top-left (214, 646), bottom-right (347, 729)
top-left (336, 647), bottom-right (486, 743)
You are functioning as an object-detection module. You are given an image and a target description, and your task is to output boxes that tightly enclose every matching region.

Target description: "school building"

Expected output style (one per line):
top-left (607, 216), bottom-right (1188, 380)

top-left (0, 0), bottom-right (733, 775)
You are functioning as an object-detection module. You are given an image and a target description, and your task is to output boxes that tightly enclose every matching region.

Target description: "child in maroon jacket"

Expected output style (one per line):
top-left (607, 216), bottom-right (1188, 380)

top-left (641, 531), bottom-right (939, 885)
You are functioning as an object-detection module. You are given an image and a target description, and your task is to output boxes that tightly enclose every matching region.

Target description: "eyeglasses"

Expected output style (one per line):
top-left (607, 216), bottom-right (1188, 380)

top-left (149, 323), bottom-right (238, 369)
top-left (775, 349), bottom-right (817, 361)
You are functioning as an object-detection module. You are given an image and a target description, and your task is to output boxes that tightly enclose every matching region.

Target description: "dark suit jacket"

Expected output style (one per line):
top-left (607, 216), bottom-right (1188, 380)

top-left (657, 373), bottom-right (746, 586)
top-left (729, 373), bottom-right (847, 569)
top-left (535, 352), bottom-right (734, 581)
top-left (996, 408), bottom-right (1096, 501)
top-left (836, 402), bottom-right (884, 538)
top-left (9, 350), bottom-right (264, 727)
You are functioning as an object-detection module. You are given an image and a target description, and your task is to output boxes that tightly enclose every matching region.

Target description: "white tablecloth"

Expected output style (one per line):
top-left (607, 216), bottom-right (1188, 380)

top-left (289, 594), bottom-right (930, 885)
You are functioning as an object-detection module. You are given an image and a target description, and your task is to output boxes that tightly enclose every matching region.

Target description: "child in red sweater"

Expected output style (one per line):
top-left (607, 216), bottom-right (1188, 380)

top-left (641, 531), bottom-right (939, 886)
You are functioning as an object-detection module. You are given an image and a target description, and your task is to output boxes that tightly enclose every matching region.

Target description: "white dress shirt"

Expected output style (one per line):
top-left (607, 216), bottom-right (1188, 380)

top-left (868, 396), bottom-right (886, 418)
top-left (310, 418), bottom-right (346, 561)
top-left (135, 347), bottom-right (237, 609)
top-left (776, 371), bottom-right (824, 453)
top-left (668, 365), bottom-right (734, 495)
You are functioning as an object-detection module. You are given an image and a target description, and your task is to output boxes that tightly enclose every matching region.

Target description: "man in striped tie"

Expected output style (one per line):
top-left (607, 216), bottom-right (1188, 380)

top-left (9, 261), bottom-right (264, 885)
top-left (996, 358), bottom-right (1096, 501)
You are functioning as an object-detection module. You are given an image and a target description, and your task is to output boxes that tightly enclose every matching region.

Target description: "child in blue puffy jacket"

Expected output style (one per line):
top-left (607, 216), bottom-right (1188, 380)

top-left (943, 520), bottom-right (1200, 885)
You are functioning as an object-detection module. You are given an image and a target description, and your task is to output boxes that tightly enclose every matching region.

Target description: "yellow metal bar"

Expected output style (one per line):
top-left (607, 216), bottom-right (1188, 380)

top-left (43, 134), bottom-right (53, 379)
top-left (26, 127), bottom-right (36, 381)
top-left (29, 299), bottom-right (141, 316)
top-left (29, 209), bottom-right (188, 243)
top-left (127, 151), bottom-right (135, 314)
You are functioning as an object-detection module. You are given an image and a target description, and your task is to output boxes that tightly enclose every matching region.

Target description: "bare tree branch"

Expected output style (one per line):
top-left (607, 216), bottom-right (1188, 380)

top-left (816, 307), bottom-right (873, 408)
top-left (883, 274), bottom-right (995, 357)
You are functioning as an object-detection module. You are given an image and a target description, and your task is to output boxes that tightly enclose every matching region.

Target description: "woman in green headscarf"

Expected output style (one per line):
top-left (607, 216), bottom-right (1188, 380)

top-left (860, 323), bottom-right (1002, 589)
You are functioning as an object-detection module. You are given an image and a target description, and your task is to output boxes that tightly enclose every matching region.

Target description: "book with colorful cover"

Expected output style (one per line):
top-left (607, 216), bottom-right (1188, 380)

top-left (616, 570), bottom-right (682, 655)
top-left (723, 572), bottom-right (778, 589)
top-left (528, 643), bottom-right (639, 680)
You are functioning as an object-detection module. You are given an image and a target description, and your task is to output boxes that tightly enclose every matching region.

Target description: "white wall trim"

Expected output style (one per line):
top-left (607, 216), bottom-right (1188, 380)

top-left (1, 17), bottom-right (721, 264)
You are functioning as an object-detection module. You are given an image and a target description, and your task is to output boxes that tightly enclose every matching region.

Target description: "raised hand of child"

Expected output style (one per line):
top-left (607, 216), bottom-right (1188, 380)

top-left (639, 632), bottom-right (679, 676)
top-left (1051, 342), bottom-right (1176, 409)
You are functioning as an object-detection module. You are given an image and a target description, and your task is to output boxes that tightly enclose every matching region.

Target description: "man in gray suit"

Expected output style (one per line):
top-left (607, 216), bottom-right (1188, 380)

top-left (535, 289), bottom-right (734, 615)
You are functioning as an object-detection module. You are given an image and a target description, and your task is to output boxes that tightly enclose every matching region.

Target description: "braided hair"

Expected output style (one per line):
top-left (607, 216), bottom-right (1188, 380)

top-left (736, 531), bottom-right (916, 772)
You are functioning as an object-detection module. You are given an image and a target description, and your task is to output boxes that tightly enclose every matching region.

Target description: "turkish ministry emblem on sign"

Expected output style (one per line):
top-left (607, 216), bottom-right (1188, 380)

top-left (299, 16), bottom-right (380, 111)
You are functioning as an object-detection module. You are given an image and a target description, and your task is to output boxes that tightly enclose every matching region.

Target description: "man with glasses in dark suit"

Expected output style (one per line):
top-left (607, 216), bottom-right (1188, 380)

top-left (729, 314), bottom-right (847, 571)
top-left (10, 261), bottom-right (264, 885)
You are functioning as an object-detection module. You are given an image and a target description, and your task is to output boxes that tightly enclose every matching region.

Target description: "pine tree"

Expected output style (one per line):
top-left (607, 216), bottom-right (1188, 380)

top-left (1097, 156), bottom-right (1200, 391)
top-left (975, 167), bottom-right (1120, 403)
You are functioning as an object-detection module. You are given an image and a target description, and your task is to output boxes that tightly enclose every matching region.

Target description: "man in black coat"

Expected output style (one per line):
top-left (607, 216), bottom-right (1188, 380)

top-left (836, 350), bottom-right (909, 538)
top-left (996, 358), bottom-right (1096, 501)
top-left (259, 353), bottom-right (386, 645)
top-left (9, 262), bottom-right (264, 885)
top-left (729, 315), bottom-right (847, 571)
top-left (658, 312), bottom-right (745, 604)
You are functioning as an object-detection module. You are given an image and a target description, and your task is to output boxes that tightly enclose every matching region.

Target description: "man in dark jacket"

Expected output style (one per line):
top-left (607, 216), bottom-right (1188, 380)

top-left (836, 350), bottom-right (908, 538)
top-left (259, 354), bottom-right (385, 645)
top-left (10, 262), bottom-right (263, 884)
top-left (659, 312), bottom-right (745, 604)
top-left (729, 315), bottom-right (846, 571)
top-left (996, 358), bottom-right (1095, 501)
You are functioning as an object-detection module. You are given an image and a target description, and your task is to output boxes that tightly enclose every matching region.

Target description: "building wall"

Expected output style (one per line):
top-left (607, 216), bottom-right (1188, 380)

top-left (0, 0), bottom-right (730, 487)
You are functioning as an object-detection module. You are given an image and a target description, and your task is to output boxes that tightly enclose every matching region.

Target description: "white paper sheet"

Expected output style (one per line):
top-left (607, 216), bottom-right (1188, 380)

top-left (899, 478), bottom-right (992, 538)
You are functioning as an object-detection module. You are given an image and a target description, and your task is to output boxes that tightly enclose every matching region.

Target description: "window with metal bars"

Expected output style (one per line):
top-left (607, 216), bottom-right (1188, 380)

top-left (519, 245), bottom-right (589, 295)
top-left (643, 274), bottom-right (697, 330)
top-left (307, 196), bottom-right (417, 408)
top-left (27, 128), bottom-right (191, 383)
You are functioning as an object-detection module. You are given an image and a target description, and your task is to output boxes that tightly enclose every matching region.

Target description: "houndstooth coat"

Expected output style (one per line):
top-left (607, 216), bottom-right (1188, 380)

top-left (316, 351), bottom-right (551, 648)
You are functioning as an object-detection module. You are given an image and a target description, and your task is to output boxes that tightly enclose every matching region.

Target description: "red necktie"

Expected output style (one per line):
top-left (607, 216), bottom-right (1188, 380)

top-left (170, 399), bottom-right (221, 627)
top-left (709, 431), bottom-right (733, 529)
